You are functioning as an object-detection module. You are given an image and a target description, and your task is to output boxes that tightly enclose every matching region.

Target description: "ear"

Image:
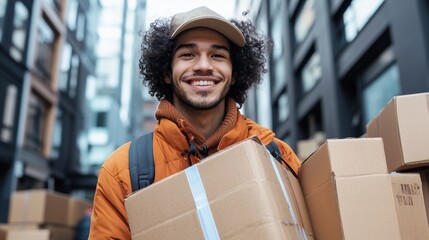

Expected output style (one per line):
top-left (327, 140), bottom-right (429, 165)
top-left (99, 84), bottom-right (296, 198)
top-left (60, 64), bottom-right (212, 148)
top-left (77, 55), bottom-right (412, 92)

top-left (164, 72), bottom-right (172, 84)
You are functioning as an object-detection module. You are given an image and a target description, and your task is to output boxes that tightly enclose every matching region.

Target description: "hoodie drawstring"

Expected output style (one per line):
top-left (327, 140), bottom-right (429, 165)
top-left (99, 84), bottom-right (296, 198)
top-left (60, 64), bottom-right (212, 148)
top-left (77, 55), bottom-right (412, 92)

top-left (187, 140), bottom-right (209, 163)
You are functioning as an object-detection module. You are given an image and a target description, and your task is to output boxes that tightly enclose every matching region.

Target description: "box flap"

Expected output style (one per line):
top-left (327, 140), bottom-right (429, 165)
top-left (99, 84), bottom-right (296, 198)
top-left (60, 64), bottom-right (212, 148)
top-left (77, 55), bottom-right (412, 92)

top-left (327, 138), bottom-right (388, 177)
top-left (365, 116), bottom-right (379, 137)
top-left (299, 141), bottom-right (332, 197)
top-left (396, 93), bottom-right (429, 164)
top-left (300, 138), bottom-right (388, 195)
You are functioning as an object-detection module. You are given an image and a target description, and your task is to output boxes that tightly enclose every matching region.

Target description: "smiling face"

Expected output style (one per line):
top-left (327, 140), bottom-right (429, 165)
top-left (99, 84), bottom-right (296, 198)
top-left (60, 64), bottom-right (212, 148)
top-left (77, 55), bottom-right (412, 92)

top-left (164, 28), bottom-right (234, 111)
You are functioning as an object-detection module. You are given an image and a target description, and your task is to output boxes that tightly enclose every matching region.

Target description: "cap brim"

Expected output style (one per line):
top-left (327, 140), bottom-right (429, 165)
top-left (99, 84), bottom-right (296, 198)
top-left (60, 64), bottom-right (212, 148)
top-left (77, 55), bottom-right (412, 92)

top-left (170, 17), bottom-right (245, 47)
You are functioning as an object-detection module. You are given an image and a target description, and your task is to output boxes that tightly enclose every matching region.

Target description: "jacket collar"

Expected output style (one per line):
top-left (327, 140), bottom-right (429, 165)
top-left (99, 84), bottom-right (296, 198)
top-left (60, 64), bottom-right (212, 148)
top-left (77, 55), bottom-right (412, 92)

top-left (154, 98), bottom-right (276, 156)
top-left (155, 98), bottom-right (239, 154)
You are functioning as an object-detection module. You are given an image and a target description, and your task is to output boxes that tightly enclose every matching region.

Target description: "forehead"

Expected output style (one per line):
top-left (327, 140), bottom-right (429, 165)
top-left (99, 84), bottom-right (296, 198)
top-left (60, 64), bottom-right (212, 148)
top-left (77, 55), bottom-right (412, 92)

top-left (174, 27), bottom-right (230, 48)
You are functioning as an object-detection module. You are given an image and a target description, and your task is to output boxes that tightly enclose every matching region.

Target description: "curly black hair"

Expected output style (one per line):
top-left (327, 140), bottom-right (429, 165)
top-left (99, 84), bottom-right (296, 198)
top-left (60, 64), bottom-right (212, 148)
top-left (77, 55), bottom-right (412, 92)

top-left (138, 18), bottom-right (270, 107)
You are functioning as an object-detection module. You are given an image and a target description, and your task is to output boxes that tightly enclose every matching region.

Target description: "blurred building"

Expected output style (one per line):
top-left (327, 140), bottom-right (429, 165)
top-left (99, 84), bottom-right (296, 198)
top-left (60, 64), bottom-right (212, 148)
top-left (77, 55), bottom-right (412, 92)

top-left (240, 0), bottom-right (429, 156)
top-left (0, 0), bottom-right (156, 223)
top-left (129, 1), bottom-right (158, 140)
top-left (0, 0), bottom-right (103, 222)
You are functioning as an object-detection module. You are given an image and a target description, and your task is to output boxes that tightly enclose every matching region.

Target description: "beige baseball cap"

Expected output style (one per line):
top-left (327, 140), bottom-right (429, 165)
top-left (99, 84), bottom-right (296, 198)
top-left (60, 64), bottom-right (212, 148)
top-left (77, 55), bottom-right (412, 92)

top-left (170, 6), bottom-right (246, 47)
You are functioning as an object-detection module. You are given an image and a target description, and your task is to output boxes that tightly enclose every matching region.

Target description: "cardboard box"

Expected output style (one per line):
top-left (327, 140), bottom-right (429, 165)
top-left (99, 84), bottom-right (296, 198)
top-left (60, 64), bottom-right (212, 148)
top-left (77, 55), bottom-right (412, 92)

top-left (0, 228), bottom-right (50, 240)
top-left (125, 137), bottom-right (314, 240)
top-left (44, 225), bottom-right (75, 240)
top-left (299, 138), bottom-right (429, 239)
top-left (417, 169), bottom-right (429, 224)
top-left (8, 190), bottom-right (69, 226)
top-left (366, 92), bottom-right (429, 172)
top-left (297, 132), bottom-right (326, 161)
top-left (0, 224), bottom-right (74, 240)
top-left (66, 197), bottom-right (92, 227)
top-left (297, 139), bottom-right (322, 162)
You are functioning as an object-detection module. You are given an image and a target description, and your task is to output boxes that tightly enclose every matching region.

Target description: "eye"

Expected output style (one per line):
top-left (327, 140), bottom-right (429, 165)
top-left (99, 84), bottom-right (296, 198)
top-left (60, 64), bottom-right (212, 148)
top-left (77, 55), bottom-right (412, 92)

top-left (212, 53), bottom-right (226, 58)
top-left (179, 52), bottom-right (194, 58)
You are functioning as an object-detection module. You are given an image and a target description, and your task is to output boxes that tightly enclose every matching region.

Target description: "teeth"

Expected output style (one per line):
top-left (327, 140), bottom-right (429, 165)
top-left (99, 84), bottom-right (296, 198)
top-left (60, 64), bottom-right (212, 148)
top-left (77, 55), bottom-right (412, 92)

top-left (191, 80), bottom-right (215, 86)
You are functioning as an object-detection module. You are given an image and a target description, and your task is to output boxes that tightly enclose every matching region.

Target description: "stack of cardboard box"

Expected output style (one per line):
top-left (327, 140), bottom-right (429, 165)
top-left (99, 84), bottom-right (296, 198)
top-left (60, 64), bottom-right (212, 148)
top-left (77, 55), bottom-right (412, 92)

top-left (365, 92), bottom-right (429, 223)
top-left (298, 92), bottom-right (429, 239)
top-left (0, 190), bottom-right (92, 240)
top-left (299, 138), bottom-right (429, 239)
top-left (123, 92), bottom-right (429, 239)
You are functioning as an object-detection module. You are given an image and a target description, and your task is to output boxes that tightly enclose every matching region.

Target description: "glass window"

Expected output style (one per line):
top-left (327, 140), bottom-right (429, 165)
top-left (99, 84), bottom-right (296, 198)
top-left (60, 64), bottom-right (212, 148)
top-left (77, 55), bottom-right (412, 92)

top-left (363, 64), bottom-right (400, 124)
top-left (294, 0), bottom-right (315, 44)
top-left (10, 1), bottom-right (30, 62)
top-left (278, 92), bottom-right (290, 122)
top-left (66, 0), bottom-right (78, 30)
top-left (342, 0), bottom-right (384, 42)
top-left (271, 15), bottom-right (284, 59)
top-left (1, 84), bottom-right (18, 143)
top-left (96, 58), bottom-right (120, 88)
top-left (35, 17), bottom-right (56, 80)
top-left (68, 54), bottom-right (79, 98)
top-left (96, 112), bottom-right (107, 127)
top-left (300, 51), bottom-right (321, 94)
top-left (45, 0), bottom-right (61, 14)
top-left (59, 42), bottom-right (72, 92)
top-left (289, 0), bottom-right (299, 7)
top-left (0, 0), bottom-right (7, 41)
top-left (272, 57), bottom-right (287, 92)
top-left (25, 93), bottom-right (47, 153)
top-left (76, 11), bottom-right (86, 41)
top-left (50, 108), bottom-right (62, 160)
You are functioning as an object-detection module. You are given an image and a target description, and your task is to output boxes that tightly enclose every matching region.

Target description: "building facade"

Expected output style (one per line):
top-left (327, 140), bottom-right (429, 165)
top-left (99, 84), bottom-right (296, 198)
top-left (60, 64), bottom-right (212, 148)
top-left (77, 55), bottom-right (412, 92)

top-left (0, 0), bottom-right (100, 222)
top-left (246, 0), bottom-right (429, 155)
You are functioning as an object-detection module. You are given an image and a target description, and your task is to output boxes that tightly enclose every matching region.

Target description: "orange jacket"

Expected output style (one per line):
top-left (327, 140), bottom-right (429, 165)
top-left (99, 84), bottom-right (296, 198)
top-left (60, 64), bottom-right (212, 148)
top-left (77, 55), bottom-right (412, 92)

top-left (89, 101), bottom-right (300, 239)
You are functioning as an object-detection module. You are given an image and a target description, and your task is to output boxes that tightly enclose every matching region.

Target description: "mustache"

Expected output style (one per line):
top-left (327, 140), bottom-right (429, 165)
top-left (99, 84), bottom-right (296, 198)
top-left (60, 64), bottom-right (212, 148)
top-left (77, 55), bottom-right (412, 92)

top-left (182, 73), bottom-right (223, 81)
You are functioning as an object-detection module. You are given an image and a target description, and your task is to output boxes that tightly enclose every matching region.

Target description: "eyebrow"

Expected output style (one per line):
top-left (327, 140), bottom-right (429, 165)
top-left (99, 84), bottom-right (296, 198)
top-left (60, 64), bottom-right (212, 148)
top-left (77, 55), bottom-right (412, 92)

top-left (174, 43), bottom-right (230, 53)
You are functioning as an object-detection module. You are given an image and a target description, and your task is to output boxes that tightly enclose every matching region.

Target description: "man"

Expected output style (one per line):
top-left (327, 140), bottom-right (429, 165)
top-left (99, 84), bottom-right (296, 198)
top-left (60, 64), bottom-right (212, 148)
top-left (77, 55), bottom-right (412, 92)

top-left (89, 6), bottom-right (301, 239)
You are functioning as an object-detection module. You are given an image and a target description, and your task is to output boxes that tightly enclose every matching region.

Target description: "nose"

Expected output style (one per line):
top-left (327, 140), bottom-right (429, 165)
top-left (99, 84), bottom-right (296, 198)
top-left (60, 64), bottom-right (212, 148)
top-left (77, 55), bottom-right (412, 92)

top-left (193, 54), bottom-right (213, 72)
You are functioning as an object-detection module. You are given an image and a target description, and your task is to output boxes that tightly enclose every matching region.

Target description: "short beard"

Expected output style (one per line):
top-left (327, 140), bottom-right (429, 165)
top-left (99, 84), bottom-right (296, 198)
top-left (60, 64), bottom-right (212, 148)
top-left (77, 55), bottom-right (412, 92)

top-left (171, 81), bottom-right (229, 110)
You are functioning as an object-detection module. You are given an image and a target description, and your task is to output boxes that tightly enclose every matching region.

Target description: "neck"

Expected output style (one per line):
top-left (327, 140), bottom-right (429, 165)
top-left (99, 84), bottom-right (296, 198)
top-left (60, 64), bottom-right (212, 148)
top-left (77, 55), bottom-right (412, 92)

top-left (174, 100), bottom-right (226, 139)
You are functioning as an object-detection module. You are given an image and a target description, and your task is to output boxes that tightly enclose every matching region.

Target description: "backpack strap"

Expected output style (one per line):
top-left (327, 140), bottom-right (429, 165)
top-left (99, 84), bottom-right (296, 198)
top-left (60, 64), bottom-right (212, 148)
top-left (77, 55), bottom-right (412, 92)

top-left (266, 141), bottom-right (298, 178)
top-left (129, 131), bottom-right (154, 192)
top-left (129, 134), bottom-right (296, 192)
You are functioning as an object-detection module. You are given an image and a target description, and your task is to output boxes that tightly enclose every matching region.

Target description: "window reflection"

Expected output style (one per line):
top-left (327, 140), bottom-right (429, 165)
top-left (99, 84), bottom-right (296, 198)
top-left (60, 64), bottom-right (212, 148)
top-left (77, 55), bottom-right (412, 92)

top-left (278, 92), bottom-right (290, 122)
top-left (45, 0), bottom-right (61, 14)
top-left (68, 54), bottom-right (80, 98)
top-left (25, 93), bottom-right (47, 153)
top-left (10, 1), bottom-right (29, 62)
top-left (0, 0), bottom-right (7, 41)
top-left (50, 109), bottom-right (62, 160)
top-left (59, 42), bottom-right (72, 91)
top-left (363, 64), bottom-right (400, 124)
top-left (67, 0), bottom-right (78, 30)
top-left (342, 0), bottom-right (384, 42)
top-left (1, 84), bottom-right (18, 143)
top-left (35, 17), bottom-right (56, 80)
top-left (271, 16), bottom-right (284, 59)
top-left (273, 58), bottom-right (287, 91)
top-left (76, 11), bottom-right (86, 41)
top-left (294, 0), bottom-right (315, 44)
top-left (301, 51), bottom-right (321, 94)
top-left (289, 0), bottom-right (298, 8)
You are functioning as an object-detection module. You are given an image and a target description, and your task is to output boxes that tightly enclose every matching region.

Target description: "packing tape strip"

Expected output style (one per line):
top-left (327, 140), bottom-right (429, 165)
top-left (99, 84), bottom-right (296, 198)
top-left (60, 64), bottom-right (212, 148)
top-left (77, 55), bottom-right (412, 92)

top-left (268, 153), bottom-right (307, 240)
top-left (185, 165), bottom-right (220, 240)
